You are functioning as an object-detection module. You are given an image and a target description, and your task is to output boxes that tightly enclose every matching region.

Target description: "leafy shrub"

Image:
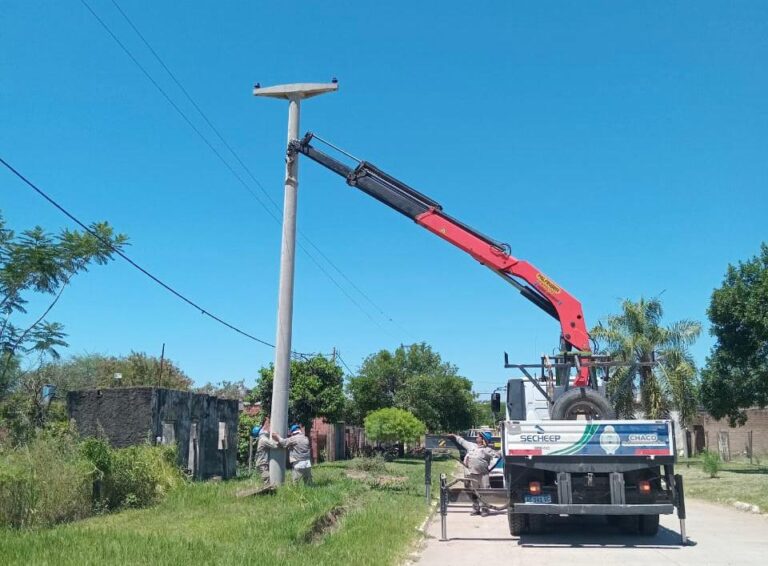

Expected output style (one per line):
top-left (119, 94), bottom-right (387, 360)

top-left (0, 435), bottom-right (187, 528)
top-left (701, 450), bottom-right (722, 478)
top-left (80, 437), bottom-right (112, 479)
top-left (238, 413), bottom-right (261, 464)
top-left (105, 444), bottom-right (185, 509)
top-left (351, 456), bottom-right (387, 474)
top-left (0, 434), bottom-right (93, 528)
top-left (364, 408), bottom-right (426, 445)
top-left (0, 434), bottom-right (186, 528)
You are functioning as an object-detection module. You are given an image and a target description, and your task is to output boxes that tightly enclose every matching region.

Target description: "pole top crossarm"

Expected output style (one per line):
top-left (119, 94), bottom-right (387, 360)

top-left (253, 82), bottom-right (339, 100)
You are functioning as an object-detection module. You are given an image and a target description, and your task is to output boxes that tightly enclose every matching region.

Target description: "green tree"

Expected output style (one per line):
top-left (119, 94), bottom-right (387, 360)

top-left (591, 297), bottom-right (701, 423)
top-left (3, 352), bottom-right (191, 443)
top-left (251, 354), bottom-right (344, 435)
top-left (472, 399), bottom-right (496, 428)
top-left (346, 343), bottom-right (461, 424)
top-left (106, 352), bottom-right (192, 390)
top-left (0, 212), bottom-right (126, 443)
top-left (394, 374), bottom-right (475, 432)
top-left (196, 379), bottom-right (246, 399)
top-left (364, 407), bottom-right (426, 444)
top-left (701, 244), bottom-right (768, 425)
top-left (37, 352), bottom-right (192, 394)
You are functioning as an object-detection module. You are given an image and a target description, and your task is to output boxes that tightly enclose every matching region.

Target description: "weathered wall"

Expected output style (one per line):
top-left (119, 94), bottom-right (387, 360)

top-left (68, 388), bottom-right (154, 447)
top-left (309, 419), bottom-right (367, 463)
top-left (693, 408), bottom-right (768, 458)
top-left (154, 389), bottom-right (239, 480)
top-left (68, 387), bottom-right (239, 480)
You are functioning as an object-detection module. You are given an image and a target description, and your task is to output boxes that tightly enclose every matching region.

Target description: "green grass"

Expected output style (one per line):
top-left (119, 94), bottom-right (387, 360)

top-left (0, 457), bottom-right (454, 566)
top-left (680, 459), bottom-right (768, 511)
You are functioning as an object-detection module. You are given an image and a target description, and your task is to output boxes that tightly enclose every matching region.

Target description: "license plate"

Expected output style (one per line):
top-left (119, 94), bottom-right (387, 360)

top-left (524, 494), bottom-right (552, 503)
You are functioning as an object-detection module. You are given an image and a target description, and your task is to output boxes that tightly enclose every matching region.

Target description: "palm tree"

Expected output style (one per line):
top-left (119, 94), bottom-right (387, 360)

top-left (591, 297), bottom-right (701, 424)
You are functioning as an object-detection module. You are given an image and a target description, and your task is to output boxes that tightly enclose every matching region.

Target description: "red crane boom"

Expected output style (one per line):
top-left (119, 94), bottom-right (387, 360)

top-left (290, 133), bottom-right (592, 387)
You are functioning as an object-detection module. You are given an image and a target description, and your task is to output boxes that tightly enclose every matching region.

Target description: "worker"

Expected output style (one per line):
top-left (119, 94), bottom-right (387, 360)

top-left (450, 431), bottom-right (498, 516)
top-left (253, 424), bottom-right (277, 486)
top-left (272, 424), bottom-right (312, 485)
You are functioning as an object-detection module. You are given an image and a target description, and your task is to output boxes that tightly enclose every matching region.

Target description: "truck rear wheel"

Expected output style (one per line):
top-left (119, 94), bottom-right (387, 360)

top-left (551, 387), bottom-right (616, 420)
top-left (617, 515), bottom-right (639, 534)
top-left (639, 514), bottom-right (660, 536)
top-left (527, 514), bottom-right (545, 534)
top-left (508, 511), bottom-right (525, 536)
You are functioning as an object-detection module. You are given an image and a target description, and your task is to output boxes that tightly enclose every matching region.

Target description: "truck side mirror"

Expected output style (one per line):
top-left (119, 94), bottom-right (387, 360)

top-left (491, 392), bottom-right (501, 414)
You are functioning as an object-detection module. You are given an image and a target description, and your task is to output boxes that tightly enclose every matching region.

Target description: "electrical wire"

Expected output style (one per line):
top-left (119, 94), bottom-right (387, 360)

top-left (336, 351), bottom-right (354, 375)
top-left (110, 0), bottom-right (400, 333)
top-left (0, 155), bottom-right (278, 349)
top-left (84, 0), bottom-right (409, 339)
top-left (108, 0), bottom-right (282, 215)
top-left (78, 0), bottom-right (281, 224)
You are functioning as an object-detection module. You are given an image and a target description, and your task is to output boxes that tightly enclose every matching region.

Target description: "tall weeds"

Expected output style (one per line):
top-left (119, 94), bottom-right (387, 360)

top-left (0, 435), bottom-right (185, 528)
top-left (0, 434), bottom-right (92, 528)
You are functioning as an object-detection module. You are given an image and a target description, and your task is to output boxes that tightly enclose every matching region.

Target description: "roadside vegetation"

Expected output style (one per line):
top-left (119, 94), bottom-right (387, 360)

top-left (345, 343), bottom-right (482, 432)
top-left (680, 457), bottom-right (768, 512)
top-left (0, 212), bottom-right (126, 446)
top-left (0, 429), bottom-right (185, 528)
top-left (701, 243), bottom-right (768, 426)
top-left (0, 457), bottom-right (454, 566)
top-left (591, 297), bottom-right (701, 423)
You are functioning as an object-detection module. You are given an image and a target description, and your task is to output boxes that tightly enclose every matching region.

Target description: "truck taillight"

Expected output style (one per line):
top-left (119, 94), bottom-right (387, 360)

top-left (529, 481), bottom-right (541, 495)
top-left (638, 480), bottom-right (651, 494)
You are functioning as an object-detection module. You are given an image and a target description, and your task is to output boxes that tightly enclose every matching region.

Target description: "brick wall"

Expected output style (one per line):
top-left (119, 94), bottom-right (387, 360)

top-left (309, 418), bottom-right (330, 463)
top-left (693, 408), bottom-right (768, 458)
top-left (309, 419), bottom-right (367, 463)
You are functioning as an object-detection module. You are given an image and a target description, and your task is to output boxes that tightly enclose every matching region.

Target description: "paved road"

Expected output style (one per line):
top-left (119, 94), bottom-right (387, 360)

top-left (414, 500), bottom-right (767, 566)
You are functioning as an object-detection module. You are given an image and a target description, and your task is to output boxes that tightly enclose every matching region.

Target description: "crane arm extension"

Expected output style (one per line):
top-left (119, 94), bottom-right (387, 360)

top-left (290, 133), bottom-right (592, 386)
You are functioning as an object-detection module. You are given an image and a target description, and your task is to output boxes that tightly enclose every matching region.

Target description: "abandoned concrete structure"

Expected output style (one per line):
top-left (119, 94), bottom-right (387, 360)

top-left (68, 387), bottom-right (239, 480)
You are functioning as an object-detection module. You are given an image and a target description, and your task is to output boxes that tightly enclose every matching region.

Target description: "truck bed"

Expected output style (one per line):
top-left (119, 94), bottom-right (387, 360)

top-left (503, 420), bottom-right (674, 458)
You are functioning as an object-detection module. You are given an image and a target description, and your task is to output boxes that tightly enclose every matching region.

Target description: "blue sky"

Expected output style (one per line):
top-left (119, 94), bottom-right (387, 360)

top-left (2, 1), bottom-right (766, 393)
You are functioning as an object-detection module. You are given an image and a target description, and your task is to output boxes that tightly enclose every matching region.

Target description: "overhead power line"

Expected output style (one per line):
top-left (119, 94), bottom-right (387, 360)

top-left (78, 0), bottom-right (280, 223)
top-left (1, 155), bottom-right (278, 349)
top-left (108, 0), bottom-right (282, 213)
top-left (82, 0), bottom-right (409, 340)
top-left (336, 351), bottom-right (354, 375)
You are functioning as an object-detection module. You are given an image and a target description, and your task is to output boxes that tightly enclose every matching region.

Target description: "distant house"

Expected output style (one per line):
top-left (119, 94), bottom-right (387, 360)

top-left (242, 401), bottom-right (261, 418)
top-left (68, 387), bottom-right (239, 480)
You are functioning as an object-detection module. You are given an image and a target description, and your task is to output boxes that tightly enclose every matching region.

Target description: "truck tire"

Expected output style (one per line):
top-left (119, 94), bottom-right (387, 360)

top-left (639, 514), bottom-right (660, 536)
top-left (617, 515), bottom-right (639, 534)
top-left (527, 514), bottom-right (545, 534)
top-left (551, 387), bottom-right (616, 420)
top-left (508, 511), bottom-right (525, 536)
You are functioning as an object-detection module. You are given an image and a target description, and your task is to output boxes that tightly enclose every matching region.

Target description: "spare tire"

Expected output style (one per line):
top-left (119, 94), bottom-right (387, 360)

top-left (551, 388), bottom-right (616, 420)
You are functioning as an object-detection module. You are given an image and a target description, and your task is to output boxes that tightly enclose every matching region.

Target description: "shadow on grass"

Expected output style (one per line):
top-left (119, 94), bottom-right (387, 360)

top-left (231, 474), bottom-right (260, 483)
top-left (309, 478), bottom-right (337, 488)
top-left (388, 459), bottom-right (424, 466)
top-left (316, 457), bottom-right (439, 468)
top-left (317, 462), bottom-right (350, 470)
top-left (723, 468), bottom-right (768, 475)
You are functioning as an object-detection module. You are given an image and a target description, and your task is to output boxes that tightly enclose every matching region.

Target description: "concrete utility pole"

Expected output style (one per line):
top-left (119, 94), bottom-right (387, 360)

top-left (253, 81), bottom-right (338, 485)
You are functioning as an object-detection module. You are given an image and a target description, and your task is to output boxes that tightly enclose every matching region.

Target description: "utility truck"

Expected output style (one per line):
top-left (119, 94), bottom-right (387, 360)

top-left (492, 362), bottom-right (681, 536)
top-left (290, 132), bottom-right (688, 541)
